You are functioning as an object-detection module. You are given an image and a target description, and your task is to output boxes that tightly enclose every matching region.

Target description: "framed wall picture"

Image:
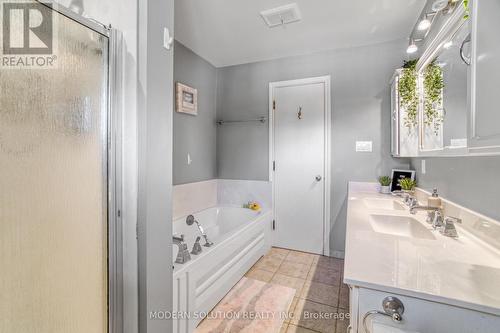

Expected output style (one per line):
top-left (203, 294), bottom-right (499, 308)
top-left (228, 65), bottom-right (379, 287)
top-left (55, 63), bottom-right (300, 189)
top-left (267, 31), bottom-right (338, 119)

top-left (176, 82), bottom-right (198, 115)
top-left (390, 169), bottom-right (416, 192)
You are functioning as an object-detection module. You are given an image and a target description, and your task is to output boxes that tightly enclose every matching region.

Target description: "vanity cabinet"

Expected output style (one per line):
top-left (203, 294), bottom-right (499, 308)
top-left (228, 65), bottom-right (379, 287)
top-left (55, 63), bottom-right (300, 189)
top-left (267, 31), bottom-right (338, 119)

top-left (468, 0), bottom-right (500, 153)
top-left (348, 286), bottom-right (500, 333)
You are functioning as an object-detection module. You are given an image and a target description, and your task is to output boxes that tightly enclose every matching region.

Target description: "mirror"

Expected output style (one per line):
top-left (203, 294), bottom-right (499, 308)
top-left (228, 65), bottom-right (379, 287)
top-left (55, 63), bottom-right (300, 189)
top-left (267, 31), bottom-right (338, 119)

top-left (418, 19), bottom-right (471, 154)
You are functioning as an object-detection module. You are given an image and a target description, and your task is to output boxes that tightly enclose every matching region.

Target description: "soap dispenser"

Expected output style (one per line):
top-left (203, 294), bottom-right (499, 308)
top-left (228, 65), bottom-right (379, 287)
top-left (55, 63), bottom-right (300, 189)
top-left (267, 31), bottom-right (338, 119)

top-left (428, 188), bottom-right (442, 208)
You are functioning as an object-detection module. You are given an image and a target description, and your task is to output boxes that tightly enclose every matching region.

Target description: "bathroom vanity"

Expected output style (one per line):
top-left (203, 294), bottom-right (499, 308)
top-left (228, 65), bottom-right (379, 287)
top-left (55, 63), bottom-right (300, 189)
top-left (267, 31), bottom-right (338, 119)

top-left (344, 182), bottom-right (500, 333)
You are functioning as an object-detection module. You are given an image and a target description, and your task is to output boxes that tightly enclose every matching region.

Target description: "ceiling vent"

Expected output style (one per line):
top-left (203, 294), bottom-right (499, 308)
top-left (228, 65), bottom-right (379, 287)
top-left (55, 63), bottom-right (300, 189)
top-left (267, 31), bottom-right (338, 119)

top-left (260, 3), bottom-right (302, 28)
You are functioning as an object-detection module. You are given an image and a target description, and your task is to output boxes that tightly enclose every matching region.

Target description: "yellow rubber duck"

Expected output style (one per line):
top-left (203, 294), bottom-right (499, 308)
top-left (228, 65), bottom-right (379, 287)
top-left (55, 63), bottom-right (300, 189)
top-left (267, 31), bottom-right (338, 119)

top-left (244, 202), bottom-right (261, 211)
top-left (249, 203), bottom-right (261, 211)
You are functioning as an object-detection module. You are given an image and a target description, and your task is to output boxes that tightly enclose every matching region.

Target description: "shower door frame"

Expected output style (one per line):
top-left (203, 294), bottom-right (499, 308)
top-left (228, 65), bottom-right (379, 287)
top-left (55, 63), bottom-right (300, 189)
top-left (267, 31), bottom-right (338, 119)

top-left (34, 2), bottom-right (123, 333)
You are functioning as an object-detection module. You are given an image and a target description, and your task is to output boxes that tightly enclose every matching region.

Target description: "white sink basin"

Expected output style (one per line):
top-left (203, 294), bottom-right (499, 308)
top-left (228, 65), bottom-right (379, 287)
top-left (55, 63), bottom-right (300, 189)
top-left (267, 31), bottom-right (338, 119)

top-left (363, 198), bottom-right (405, 211)
top-left (369, 214), bottom-right (435, 240)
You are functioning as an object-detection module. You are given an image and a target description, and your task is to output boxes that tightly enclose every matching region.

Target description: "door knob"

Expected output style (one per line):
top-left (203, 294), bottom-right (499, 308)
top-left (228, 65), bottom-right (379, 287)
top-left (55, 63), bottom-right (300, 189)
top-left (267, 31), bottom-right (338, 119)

top-left (315, 175), bottom-right (322, 181)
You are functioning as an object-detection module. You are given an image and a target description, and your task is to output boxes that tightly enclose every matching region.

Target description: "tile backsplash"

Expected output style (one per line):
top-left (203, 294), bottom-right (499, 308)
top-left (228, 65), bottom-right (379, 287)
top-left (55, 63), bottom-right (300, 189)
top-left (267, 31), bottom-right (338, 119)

top-left (172, 180), bottom-right (217, 220)
top-left (217, 179), bottom-right (272, 212)
top-left (172, 179), bottom-right (272, 221)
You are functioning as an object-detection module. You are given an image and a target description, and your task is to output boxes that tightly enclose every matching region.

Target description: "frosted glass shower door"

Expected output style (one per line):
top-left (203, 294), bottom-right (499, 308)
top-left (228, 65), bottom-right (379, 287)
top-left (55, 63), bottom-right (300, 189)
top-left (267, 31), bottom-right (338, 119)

top-left (0, 3), bottom-right (109, 332)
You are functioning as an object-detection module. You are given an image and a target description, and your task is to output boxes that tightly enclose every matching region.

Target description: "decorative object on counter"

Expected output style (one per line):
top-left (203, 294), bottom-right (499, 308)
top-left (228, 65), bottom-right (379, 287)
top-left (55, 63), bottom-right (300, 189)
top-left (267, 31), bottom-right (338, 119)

top-left (399, 178), bottom-right (417, 192)
top-left (243, 201), bottom-right (261, 211)
top-left (423, 61), bottom-right (445, 135)
top-left (428, 188), bottom-right (442, 208)
top-left (390, 169), bottom-right (416, 192)
top-left (398, 59), bottom-right (419, 130)
top-left (378, 176), bottom-right (392, 194)
top-left (176, 82), bottom-right (198, 115)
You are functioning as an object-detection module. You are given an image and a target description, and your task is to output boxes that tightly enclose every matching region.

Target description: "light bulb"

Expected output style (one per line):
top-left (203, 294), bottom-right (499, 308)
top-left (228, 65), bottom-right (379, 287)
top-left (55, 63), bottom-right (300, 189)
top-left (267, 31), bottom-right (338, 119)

top-left (418, 18), bottom-right (432, 31)
top-left (407, 43), bottom-right (418, 54)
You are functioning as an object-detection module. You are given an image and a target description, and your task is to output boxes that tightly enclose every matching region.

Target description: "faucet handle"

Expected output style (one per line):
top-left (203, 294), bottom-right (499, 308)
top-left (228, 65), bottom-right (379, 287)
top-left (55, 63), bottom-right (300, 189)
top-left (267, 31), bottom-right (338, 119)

top-left (440, 216), bottom-right (462, 238)
top-left (407, 196), bottom-right (418, 207)
top-left (173, 234), bottom-right (185, 242)
top-left (444, 216), bottom-right (462, 225)
top-left (191, 236), bottom-right (203, 255)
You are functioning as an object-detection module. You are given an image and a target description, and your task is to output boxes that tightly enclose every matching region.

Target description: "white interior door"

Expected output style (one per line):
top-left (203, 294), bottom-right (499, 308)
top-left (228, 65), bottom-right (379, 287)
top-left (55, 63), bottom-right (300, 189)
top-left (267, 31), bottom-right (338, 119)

top-left (271, 77), bottom-right (330, 255)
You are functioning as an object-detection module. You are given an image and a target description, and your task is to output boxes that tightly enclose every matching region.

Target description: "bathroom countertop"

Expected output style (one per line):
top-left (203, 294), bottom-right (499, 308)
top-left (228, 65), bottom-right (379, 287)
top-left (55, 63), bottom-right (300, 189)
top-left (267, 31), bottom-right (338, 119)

top-left (343, 182), bottom-right (500, 316)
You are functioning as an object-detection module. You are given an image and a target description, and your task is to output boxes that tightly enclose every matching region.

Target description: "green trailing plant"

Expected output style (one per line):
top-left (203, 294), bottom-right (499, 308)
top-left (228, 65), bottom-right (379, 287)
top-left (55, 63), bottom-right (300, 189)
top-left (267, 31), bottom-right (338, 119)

top-left (378, 176), bottom-right (392, 187)
top-left (423, 61), bottom-right (445, 135)
top-left (463, 0), bottom-right (470, 20)
top-left (398, 60), bottom-right (419, 130)
top-left (399, 178), bottom-right (417, 191)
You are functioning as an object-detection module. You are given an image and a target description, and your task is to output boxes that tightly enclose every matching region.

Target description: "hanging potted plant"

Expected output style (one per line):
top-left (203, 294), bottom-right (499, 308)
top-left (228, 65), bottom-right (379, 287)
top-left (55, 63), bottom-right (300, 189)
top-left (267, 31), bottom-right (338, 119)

top-left (423, 61), bottom-right (445, 136)
top-left (398, 60), bottom-right (419, 131)
top-left (398, 59), bottom-right (445, 136)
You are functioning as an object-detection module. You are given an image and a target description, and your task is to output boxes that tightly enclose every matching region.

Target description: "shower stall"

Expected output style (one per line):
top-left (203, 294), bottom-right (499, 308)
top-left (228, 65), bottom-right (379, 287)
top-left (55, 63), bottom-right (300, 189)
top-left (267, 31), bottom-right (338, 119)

top-left (0, 1), bottom-right (121, 332)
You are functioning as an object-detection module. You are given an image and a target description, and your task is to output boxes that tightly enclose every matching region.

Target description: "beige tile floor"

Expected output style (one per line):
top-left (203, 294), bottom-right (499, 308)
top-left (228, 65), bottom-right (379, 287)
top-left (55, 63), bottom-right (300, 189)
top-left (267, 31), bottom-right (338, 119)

top-left (245, 247), bottom-right (350, 333)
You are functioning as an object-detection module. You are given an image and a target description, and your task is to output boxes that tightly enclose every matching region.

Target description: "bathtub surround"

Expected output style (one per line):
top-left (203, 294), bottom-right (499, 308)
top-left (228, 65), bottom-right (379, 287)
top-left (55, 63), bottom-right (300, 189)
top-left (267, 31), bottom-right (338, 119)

top-left (410, 156), bottom-right (500, 221)
top-left (172, 179), bottom-right (272, 221)
top-left (217, 179), bottom-right (272, 213)
top-left (173, 41), bottom-right (217, 185)
top-left (195, 277), bottom-right (295, 333)
top-left (172, 180), bottom-right (218, 220)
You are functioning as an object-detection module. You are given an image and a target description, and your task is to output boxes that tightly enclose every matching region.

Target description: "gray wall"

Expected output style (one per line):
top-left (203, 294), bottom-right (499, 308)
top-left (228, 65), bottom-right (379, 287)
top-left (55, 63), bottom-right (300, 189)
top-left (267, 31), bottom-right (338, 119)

top-left (216, 39), bottom-right (411, 254)
top-left (137, 0), bottom-right (174, 331)
top-left (411, 157), bottom-right (500, 221)
top-left (173, 41), bottom-right (217, 185)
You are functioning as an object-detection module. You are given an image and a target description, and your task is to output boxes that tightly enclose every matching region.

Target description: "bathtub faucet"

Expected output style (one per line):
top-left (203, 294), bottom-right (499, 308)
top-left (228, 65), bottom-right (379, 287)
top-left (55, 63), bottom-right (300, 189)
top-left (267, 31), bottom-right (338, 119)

top-left (173, 235), bottom-right (191, 264)
top-left (186, 215), bottom-right (214, 247)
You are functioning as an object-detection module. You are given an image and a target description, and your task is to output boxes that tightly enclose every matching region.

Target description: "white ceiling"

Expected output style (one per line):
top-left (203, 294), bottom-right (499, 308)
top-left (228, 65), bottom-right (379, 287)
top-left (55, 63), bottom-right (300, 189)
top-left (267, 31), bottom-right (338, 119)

top-left (175, 0), bottom-right (426, 67)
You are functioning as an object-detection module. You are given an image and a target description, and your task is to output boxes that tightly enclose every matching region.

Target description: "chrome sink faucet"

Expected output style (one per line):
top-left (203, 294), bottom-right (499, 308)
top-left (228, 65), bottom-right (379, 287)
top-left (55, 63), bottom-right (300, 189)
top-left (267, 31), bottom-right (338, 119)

top-left (410, 205), bottom-right (444, 229)
top-left (173, 235), bottom-right (191, 264)
top-left (186, 215), bottom-right (214, 247)
top-left (392, 191), bottom-right (417, 207)
top-left (440, 216), bottom-right (462, 238)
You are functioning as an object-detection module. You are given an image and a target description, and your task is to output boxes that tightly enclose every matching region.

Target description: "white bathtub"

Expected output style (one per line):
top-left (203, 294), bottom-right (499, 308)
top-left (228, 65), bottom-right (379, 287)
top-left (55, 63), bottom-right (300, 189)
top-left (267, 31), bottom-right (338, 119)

top-left (172, 206), bottom-right (272, 333)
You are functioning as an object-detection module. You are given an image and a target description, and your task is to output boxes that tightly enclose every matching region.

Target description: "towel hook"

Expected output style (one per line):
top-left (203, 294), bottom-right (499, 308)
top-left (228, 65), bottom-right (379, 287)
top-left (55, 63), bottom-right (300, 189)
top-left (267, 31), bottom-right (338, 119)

top-left (362, 296), bottom-right (404, 333)
top-left (298, 106), bottom-right (303, 120)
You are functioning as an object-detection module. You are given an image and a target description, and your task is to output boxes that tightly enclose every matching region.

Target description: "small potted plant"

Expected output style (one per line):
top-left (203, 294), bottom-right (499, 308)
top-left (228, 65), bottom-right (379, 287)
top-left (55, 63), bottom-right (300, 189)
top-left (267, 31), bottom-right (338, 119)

top-left (378, 176), bottom-right (392, 194)
top-left (399, 178), bottom-right (417, 193)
